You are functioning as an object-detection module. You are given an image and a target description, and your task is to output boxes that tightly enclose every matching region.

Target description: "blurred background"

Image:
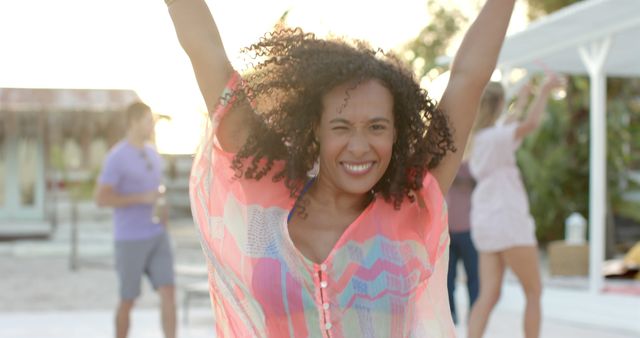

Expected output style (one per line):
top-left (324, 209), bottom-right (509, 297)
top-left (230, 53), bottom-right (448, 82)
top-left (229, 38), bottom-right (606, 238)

top-left (0, 0), bottom-right (638, 337)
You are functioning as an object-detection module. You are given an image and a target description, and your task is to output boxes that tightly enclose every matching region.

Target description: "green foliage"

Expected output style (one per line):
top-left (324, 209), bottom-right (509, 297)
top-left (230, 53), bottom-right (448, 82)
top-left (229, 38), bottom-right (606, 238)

top-left (526, 0), bottom-right (584, 20)
top-left (402, 3), bottom-right (466, 81)
top-left (515, 0), bottom-right (640, 246)
top-left (403, 0), bottom-right (640, 247)
top-left (49, 142), bottom-right (99, 202)
top-left (517, 77), bottom-right (640, 243)
top-left (606, 80), bottom-right (640, 220)
top-left (69, 176), bottom-right (98, 201)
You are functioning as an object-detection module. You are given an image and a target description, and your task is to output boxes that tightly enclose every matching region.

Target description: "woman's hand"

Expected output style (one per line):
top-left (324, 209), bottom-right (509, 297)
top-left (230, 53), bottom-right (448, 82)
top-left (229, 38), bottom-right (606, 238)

top-left (541, 73), bottom-right (565, 91)
top-left (517, 81), bottom-right (533, 97)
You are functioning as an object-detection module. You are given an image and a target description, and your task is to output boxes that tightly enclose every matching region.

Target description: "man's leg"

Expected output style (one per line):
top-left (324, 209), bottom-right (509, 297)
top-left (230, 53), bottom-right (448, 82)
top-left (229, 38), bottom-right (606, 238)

top-left (114, 239), bottom-right (149, 338)
top-left (158, 285), bottom-right (177, 338)
top-left (115, 300), bottom-right (135, 338)
top-left (148, 232), bottom-right (177, 338)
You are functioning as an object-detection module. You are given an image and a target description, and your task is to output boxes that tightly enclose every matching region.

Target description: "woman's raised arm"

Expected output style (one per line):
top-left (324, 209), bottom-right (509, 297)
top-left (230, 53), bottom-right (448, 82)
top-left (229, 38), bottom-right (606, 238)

top-left (167, 0), bottom-right (249, 152)
top-left (431, 0), bottom-right (516, 195)
top-left (515, 74), bottom-right (563, 140)
top-left (509, 81), bottom-right (533, 120)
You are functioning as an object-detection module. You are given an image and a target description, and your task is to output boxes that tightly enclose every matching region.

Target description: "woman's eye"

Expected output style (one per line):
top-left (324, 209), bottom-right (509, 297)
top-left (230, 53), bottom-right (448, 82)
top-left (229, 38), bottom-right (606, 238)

top-left (371, 124), bottom-right (386, 131)
top-left (332, 126), bottom-right (349, 131)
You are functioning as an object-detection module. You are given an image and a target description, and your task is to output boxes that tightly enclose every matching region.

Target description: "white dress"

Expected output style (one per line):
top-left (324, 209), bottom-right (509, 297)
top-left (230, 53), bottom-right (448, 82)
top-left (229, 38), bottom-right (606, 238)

top-left (469, 123), bottom-right (537, 252)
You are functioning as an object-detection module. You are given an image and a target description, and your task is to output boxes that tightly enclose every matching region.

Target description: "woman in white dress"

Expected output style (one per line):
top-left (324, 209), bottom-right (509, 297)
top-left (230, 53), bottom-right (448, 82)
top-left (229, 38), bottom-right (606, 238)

top-left (467, 75), bottom-right (563, 338)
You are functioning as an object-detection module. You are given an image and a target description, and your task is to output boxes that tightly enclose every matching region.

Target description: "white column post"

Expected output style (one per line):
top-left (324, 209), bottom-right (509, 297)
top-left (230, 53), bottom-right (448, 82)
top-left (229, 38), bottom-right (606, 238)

top-left (578, 36), bottom-right (612, 294)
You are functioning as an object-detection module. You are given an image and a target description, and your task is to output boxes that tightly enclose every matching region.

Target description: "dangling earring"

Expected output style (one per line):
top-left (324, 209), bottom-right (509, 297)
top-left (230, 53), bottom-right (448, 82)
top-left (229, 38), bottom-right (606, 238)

top-left (308, 159), bottom-right (319, 177)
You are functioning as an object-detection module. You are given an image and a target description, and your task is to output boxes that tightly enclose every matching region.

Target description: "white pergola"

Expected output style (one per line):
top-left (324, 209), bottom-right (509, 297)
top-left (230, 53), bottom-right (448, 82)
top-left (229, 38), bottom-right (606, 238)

top-left (497, 0), bottom-right (640, 294)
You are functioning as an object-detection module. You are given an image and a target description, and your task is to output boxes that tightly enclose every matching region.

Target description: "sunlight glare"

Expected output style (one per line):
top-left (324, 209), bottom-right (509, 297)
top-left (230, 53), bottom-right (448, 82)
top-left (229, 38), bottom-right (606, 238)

top-left (0, 0), bottom-right (528, 155)
top-left (155, 112), bottom-right (207, 155)
top-left (424, 71), bottom-right (450, 102)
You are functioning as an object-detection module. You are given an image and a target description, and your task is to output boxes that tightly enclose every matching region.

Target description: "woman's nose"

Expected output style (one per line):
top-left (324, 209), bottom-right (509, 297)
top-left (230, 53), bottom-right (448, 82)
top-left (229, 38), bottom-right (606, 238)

top-left (347, 132), bottom-right (370, 156)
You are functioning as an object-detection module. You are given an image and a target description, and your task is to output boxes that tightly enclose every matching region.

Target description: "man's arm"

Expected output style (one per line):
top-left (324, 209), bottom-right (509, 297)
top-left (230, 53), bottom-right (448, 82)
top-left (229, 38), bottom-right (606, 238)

top-left (432, 0), bottom-right (516, 195)
top-left (94, 185), bottom-right (157, 208)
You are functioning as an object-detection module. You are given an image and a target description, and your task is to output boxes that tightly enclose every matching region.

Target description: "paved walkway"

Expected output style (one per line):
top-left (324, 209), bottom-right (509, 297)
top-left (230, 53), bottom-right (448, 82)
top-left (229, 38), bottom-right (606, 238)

top-left (453, 280), bottom-right (640, 337)
top-left (1, 280), bottom-right (637, 338)
top-left (2, 217), bottom-right (638, 337)
top-left (1, 296), bottom-right (637, 338)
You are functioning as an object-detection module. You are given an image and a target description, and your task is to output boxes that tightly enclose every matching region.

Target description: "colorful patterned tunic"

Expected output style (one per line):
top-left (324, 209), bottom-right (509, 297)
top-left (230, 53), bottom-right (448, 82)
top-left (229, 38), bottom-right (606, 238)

top-left (189, 72), bottom-right (455, 337)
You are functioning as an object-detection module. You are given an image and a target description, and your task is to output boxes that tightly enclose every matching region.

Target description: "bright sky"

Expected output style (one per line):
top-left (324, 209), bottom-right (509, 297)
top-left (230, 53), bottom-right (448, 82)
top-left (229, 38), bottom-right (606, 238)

top-left (0, 0), bottom-right (528, 154)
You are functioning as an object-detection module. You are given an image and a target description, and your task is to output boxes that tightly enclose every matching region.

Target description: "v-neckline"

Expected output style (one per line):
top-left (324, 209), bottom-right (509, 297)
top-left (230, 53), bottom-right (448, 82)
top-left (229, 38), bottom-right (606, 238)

top-left (283, 194), bottom-right (376, 267)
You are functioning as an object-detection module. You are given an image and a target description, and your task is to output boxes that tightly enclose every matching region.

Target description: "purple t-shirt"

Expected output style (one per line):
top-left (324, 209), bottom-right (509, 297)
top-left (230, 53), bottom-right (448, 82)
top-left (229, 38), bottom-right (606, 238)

top-left (98, 140), bottom-right (165, 241)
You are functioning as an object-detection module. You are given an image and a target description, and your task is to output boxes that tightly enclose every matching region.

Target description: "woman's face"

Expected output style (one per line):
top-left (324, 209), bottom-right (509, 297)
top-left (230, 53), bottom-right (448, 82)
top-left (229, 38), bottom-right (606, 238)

top-left (315, 79), bottom-right (395, 196)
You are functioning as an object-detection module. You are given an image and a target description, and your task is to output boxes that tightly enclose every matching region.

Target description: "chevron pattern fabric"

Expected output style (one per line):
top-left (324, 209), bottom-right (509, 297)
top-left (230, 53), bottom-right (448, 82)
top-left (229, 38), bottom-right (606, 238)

top-left (189, 72), bottom-right (455, 338)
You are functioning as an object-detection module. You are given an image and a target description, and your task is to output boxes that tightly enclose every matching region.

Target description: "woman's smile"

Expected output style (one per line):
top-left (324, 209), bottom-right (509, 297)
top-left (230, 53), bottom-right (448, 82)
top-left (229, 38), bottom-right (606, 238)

top-left (340, 161), bottom-right (376, 176)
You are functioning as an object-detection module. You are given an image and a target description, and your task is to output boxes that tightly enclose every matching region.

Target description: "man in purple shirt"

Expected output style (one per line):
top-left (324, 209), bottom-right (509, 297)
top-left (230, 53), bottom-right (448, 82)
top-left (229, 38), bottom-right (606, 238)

top-left (95, 102), bottom-right (176, 338)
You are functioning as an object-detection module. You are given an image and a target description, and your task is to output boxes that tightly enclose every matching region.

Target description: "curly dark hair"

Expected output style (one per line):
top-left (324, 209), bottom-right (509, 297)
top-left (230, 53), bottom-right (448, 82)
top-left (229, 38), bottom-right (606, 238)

top-left (228, 27), bottom-right (455, 209)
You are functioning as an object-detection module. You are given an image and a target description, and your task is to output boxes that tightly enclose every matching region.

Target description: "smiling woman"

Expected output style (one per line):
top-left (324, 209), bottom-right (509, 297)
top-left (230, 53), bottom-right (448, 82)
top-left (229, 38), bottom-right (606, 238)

top-left (152, 0), bottom-right (517, 336)
top-left (318, 79), bottom-right (396, 196)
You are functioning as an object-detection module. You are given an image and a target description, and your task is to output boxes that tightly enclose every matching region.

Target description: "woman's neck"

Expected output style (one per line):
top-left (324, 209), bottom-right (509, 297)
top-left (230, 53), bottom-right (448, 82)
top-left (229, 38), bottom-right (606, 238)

top-left (307, 176), bottom-right (372, 215)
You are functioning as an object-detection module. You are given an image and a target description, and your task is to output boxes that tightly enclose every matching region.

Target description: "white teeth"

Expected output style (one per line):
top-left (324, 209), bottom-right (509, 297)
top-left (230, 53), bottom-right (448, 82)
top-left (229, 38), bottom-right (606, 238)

top-left (343, 162), bottom-right (373, 173)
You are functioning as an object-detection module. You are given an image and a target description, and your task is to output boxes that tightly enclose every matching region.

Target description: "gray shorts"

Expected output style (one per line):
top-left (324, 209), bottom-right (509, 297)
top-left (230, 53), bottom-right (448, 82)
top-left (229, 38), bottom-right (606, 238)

top-left (115, 232), bottom-right (175, 300)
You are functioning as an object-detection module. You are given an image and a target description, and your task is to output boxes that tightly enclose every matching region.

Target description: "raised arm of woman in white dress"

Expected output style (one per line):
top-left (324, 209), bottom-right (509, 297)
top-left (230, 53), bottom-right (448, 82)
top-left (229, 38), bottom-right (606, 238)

top-left (431, 0), bottom-right (516, 195)
top-left (514, 74), bottom-right (564, 140)
top-left (503, 80), bottom-right (533, 124)
top-left (166, 0), bottom-right (250, 152)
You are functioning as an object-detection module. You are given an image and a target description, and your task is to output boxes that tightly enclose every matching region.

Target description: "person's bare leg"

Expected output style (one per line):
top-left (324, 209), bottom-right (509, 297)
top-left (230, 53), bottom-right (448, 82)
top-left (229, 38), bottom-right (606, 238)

top-left (503, 246), bottom-right (542, 338)
top-left (158, 285), bottom-right (177, 338)
top-left (115, 300), bottom-right (134, 338)
top-left (467, 252), bottom-right (505, 338)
